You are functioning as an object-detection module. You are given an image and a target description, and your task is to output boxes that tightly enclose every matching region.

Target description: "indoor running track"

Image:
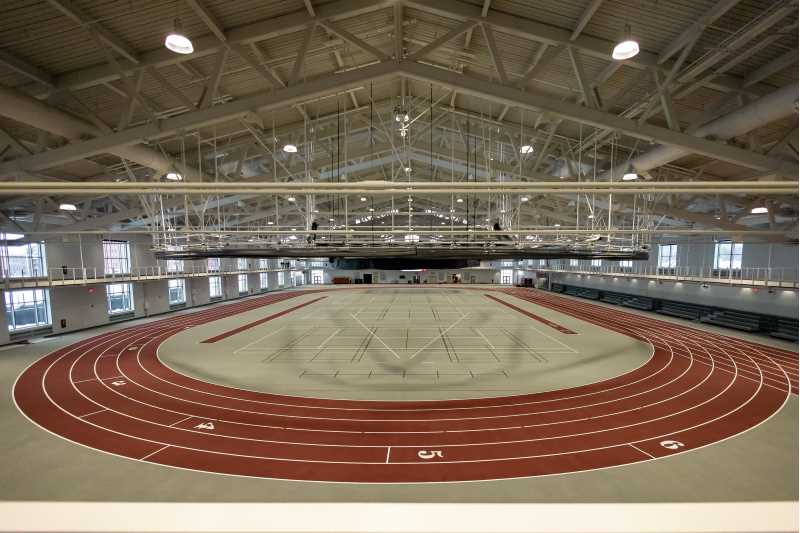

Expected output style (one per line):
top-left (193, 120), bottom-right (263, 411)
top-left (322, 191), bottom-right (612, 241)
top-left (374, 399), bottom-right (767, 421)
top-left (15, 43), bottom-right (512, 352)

top-left (13, 287), bottom-right (798, 483)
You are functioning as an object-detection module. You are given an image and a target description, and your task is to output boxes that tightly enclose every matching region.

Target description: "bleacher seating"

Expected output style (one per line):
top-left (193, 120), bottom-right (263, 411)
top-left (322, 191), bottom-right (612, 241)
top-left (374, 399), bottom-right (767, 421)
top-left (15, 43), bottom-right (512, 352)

top-left (701, 310), bottom-right (761, 332)
top-left (600, 292), bottom-right (627, 305)
top-left (769, 317), bottom-right (799, 342)
top-left (548, 283), bottom-right (796, 342)
top-left (621, 297), bottom-right (654, 311)
top-left (656, 301), bottom-right (710, 321)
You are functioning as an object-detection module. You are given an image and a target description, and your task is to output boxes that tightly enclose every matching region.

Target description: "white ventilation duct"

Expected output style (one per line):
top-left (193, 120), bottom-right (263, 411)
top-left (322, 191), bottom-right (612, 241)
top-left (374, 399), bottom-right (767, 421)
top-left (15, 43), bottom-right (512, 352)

top-left (0, 85), bottom-right (201, 180)
top-left (627, 83), bottom-right (799, 175)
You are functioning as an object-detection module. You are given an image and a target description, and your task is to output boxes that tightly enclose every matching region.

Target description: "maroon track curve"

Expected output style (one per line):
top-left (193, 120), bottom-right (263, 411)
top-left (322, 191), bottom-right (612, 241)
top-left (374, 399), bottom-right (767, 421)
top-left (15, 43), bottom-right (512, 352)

top-left (13, 287), bottom-right (798, 483)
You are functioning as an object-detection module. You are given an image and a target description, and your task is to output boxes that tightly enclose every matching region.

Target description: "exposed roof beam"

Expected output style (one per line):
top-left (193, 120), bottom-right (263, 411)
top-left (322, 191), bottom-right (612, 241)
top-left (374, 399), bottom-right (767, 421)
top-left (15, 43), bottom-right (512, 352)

top-left (404, 0), bottom-right (765, 97)
top-left (658, 0), bottom-right (742, 64)
top-left (0, 61), bottom-right (398, 174)
top-left (0, 49), bottom-right (54, 87)
top-left (400, 61), bottom-right (798, 176)
top-left (480, 23), bottom-right (508, 84)
top-left (743, 47), bottom-right (798, 88)
top-left (185, 0), bottom-right (227, 42)
top-left (317, 19), bottom-right (390, 62)
top-left (44, 0), bottom-right (139, 64)
top-left (37, 0), bottom-right (390, 93)
top-left (406, 20), bottom-right (479, 62)
top-left (570, 0), bottom-right (604, 41)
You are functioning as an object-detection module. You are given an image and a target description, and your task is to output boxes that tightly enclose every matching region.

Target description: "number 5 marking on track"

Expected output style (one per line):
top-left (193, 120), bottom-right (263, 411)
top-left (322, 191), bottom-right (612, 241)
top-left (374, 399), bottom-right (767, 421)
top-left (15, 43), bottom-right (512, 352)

top-left (195, 422), bottom-right (215, 430)
top-left (417, 450), bottom-right (444, 460)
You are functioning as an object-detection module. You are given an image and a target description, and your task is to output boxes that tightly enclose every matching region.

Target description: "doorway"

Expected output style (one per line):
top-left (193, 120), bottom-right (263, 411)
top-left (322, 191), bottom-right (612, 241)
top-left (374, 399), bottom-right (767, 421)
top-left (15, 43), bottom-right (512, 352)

top-left (363, 273), bottom-right (373, 284)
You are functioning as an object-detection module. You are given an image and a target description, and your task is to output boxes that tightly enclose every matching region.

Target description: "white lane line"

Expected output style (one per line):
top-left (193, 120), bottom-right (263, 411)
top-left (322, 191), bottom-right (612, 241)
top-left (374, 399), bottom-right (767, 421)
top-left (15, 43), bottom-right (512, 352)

top-left (474, 328), bottom-right (497, 351)
top-left (140, 444), bottom-right (170, 461)
top-left (169, 415), bottom-right (194, 427)
top-left (79, 408), bottom-right (107, 418)
top-left (385, 447), bottom-right (391, 463)
top-left (233, 326), bottom-right (286, 355)
top-left (317, 328), bottom-right (342, 349)
top-left (629, 443), bottom-right (655, 459)
top-left (408, 314), bottom-right (471, 360)
top-left (349, 314), bottom-right (401, 360)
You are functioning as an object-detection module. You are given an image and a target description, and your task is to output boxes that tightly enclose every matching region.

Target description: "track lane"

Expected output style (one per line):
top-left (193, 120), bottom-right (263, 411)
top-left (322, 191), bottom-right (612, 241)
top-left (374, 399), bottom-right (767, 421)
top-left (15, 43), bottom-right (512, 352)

top-left (13, 287), bottom-right (794, 482)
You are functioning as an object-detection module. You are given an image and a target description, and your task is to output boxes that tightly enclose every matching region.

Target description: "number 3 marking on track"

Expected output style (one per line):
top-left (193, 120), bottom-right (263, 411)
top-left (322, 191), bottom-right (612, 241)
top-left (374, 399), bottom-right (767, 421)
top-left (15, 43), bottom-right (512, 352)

top-left (417, 450), bottom-right (444, 460)
top-left (660, 440), bottom-right (685, 450)
top-left (195, 422), bottom-right (215, 430)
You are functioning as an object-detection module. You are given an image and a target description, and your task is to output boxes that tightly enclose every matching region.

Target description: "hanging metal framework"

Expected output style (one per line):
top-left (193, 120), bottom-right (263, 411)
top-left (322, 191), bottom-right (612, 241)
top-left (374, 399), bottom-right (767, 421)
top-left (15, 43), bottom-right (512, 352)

top-left (0, 0), bottom-right (795, 259)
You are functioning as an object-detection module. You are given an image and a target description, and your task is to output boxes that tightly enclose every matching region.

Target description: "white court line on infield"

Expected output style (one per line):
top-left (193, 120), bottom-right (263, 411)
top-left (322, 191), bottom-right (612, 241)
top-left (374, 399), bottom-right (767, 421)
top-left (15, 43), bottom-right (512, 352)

top-left (349, 314), bottom-right (402, 360)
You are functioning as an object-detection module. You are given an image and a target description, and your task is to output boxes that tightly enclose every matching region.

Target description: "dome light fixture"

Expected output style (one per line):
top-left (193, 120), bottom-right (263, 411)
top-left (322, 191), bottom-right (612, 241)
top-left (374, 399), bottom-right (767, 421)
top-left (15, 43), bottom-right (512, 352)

top-left (267, 221), bottom-right (274, 225)
top-left (612, 24), bottom-right (639, 61)
top-left (520, 196), bottom-right (529, 202)
top-left (282, 143), bottom-right (298, 153)
top-left (750, 206), bottom-right (769, 214)
top-left (520, 144), bottom-right (533, 154)
top-left (622, 171), bottom-right (638, 181)
top-left (164, 19), bottom-right (194, 55)
top-left (287, 196), bottom-right (296, 202)
top-left (59, 203), bottom-right (77, 211)
top-left (360, 196), bottom-right (367, 202)
top-left (456, 197), bottom-right (464, 203)
top-left (165, 170), bottom-right (183, 181)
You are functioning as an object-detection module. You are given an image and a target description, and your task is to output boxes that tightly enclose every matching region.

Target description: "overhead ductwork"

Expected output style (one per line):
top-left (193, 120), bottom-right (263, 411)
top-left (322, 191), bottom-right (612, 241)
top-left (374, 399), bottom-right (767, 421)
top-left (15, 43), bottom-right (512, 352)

top-left (627, 83), bottom-right (799, 175)
top-left (0, 85), bottom-right (202, 180)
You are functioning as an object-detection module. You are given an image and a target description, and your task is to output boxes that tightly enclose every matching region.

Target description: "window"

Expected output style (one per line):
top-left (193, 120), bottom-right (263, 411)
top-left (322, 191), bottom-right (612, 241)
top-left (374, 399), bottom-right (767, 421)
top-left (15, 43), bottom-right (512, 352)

top-left (714, 241), bottom-right (743, 270)
top-left (502, 260), bottom-right (514, 267)
top-left (237, 258), bottom-right (247, 270)
top-left (658, 244), bottom-right (677, 269)
top-left (500, 269), bottom-right (513, 284)
top-left (168, 279), bottom-right (186, 305)
top-left (209, 276), bottom-right (222, 299)
top-left (258, 259), bottom-right (269, 269)
top-left (311, 269), bottom-right (324, 285)
top-left (166, 259), bottom-right (183, 273)
top-left (619, 260), bottom-right (633, 268)
top-left (278, 271), bottom-right (285, 286)
top-left (259, 272), bottom-right (268, 290)
top-left (207, 258), bottom-right (220, 272)
top-left (102, 240), bottom-right (130, 275)
top-left (106, 283), bottom-right (133, 315)
top-left (539, 259), bottom-right (547, 267)
top-left (1, 241), bottom-right (46, 279)
top-left (569, 259), bottom-right (579, 267)
top-left (5, 289), bottom-right (51, 331)
top-left (591, 259), bottom-right (601, 267)
top-left (238, 274), bottom-right (248, 294)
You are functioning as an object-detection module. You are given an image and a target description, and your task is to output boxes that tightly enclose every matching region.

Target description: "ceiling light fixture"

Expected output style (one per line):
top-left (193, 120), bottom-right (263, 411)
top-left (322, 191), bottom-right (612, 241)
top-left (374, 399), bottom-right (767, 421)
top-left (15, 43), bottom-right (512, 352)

top-left (612, 24), bottom-right (640, 60)
top-left (360, 197), bottom-right (367, 202)
top-left (622, 171), bottom-right (638, 181)
top-left (520, 145), bottom-right (533, 154)
top-left (59, 203), bottom-right (77, 211)
top-left (750, 206), bottom-right (769, 214)
top-left (164, 19), bottom-right (194, 55)
top-left (287, 196), bottom-right (296, 202)
top-left (456, 197), bottom-right (463, 203)
top-left (553, 223), bottom-right (561, 227)
top-left (282, 143), bottom-right (298, 153)
top-left (165, 171), bottom-right (183, 181)
top-left (267, 221), bottom-right (274, 225)
top-left (520, 196), bottom-right (529, 202)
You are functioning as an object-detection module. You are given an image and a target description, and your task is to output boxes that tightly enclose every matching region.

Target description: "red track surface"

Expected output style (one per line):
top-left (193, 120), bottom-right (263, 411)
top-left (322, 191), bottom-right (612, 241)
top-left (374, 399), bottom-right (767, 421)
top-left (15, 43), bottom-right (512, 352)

top-left (13, 288), bottom-right (798, 483)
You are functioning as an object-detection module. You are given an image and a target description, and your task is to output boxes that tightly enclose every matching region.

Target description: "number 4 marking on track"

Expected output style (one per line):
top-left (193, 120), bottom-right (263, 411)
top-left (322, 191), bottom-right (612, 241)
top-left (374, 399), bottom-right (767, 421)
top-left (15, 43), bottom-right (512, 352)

top-left (195, 422), bottom-right (215, 430)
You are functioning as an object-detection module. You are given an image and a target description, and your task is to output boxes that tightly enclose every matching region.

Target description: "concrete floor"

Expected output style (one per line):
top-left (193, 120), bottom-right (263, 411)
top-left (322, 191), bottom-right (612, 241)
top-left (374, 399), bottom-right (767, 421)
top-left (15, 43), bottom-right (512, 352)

top-left (0, 286), bottom-right (796, 503)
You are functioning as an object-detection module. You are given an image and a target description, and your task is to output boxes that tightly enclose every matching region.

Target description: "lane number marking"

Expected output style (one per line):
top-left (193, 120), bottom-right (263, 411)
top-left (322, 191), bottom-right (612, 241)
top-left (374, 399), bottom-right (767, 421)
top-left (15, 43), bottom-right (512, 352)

top-left (195, 422), bottom-right (215, 430)
top-left (660, 440), bottom-right (685, 450)
top-left (417, 450), bottom-right (444, 460)
top-left (110, 380), bottom-right (126, 386)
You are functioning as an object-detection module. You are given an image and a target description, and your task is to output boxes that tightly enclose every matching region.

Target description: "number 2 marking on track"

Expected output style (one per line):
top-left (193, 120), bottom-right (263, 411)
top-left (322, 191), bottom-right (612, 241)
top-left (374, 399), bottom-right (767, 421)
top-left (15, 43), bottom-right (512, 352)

top-left (417, 450), bottom-right (444, 460)
top-left (195, 422), bottom-right (215, 430)
top-left (660, 440), bottom-right (685, 450)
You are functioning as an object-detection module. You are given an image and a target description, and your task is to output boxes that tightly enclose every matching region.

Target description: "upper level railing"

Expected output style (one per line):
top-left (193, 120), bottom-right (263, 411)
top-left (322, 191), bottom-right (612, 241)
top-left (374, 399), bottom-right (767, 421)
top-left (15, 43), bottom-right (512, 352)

top-left (526, 264), bottom-right (799, 289)
top-left (1, 263), bottom-right (308, 289)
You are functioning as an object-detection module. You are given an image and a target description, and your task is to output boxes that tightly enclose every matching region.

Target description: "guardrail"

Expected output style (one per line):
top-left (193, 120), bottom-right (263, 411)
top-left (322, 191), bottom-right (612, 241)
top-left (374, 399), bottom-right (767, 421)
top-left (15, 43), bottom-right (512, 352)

top-left (1, 264), bottom-right (308, 289)
top-left (526, 265), bottom-right (799, 289)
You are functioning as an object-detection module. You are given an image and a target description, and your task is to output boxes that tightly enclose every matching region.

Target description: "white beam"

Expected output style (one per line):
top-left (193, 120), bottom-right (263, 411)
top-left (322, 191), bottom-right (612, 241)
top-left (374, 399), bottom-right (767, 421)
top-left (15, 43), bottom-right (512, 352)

top-left (480, 23), bottom-right (508, 84)
top-left (44, 0), bottom-right (139, 64)
top-left (399, 61), bottom-right (798, 175)
top-left (0, 49), bottom-right (53, 87)
top-left (743, 48), bottom-right (798, 88)
top-left (570, 0), bottom-right (604, 41)
top-left (658, 0), bottom-right (742, 64)
top-left (406, 20), bottom-right (479, 62)
top-left (317, 19), bottom-right (390, 62)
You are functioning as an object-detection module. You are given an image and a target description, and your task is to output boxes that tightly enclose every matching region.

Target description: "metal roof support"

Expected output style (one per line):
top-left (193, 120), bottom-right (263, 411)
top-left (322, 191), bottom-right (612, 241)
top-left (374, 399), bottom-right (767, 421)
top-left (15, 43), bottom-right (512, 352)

top-left (0, 85), bottom-right (202, 181)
